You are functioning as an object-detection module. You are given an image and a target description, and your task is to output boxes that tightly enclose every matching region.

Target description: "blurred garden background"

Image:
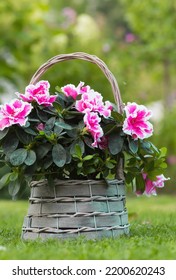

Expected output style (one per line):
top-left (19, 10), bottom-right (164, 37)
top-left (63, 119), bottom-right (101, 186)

top-left (0, 0), bottom-right (175, 197)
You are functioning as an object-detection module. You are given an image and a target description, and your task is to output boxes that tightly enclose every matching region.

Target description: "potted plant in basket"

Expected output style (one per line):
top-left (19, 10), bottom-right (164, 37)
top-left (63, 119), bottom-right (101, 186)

top-left (0, 53), bottom-right (169, 239)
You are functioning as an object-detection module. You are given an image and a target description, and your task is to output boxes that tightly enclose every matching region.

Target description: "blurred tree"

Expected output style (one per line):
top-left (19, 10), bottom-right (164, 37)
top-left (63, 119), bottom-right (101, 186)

top-left (0, 0), bottom-right (106, 100)
top-left (0, 0), bottom-right (174, 195)
top-left (120, 0), bottom-right (176, 107)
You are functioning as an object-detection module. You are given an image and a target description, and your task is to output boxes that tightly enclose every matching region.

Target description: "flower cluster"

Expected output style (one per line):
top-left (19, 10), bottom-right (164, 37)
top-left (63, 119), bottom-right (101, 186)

top-left (62, 82), bottom-right (112, 147)
top-left (141, 174), bottom-right (170, 196)
top-left (16, 80), bottom-right (57, 106)
top-left (123, 102), bottom-right (153, 140)
top-left (0, 99), bottom-right (32, 130)
top-left (0, 80), bottom-right (169, 197)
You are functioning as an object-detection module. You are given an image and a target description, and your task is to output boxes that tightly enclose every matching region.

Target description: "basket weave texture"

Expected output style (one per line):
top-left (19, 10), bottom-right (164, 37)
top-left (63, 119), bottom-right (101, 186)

top-left (21, 52), bottom-right (129, 240)
top-left (22, 179), bottom-right (129, 239)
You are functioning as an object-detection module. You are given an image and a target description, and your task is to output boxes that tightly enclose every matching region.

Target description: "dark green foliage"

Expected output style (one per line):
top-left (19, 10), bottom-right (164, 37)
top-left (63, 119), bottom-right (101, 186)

top-left (108, 132), bottom-right (124, 155)
top-left (0, 83), bottom-right (168, 197)
top-left (52, 144), bottom-right (67, 167)
top-left (10, 149), bottom-right (28, 166)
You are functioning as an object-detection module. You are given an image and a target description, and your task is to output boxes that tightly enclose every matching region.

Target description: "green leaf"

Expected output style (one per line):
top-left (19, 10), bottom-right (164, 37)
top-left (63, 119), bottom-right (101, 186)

top-left (145, 160), bottom-right (154, 172)
top-left (55, 121), bottom-right (73, 130)
top-left (78, 121), bottom-right (85, 130)
top-left (140, 141), bottom-right (151, 151)
top-left (159, 162), bottom-right (167, 169)
top-left (0, 165), bottom-right (11, 177)
top-left (55, 86), bottom-right (63, 93)
top-left (25, 163), bottom-right (38, 178)
top-left (10, 148), bottom-right (27, 166)
top-left (125, 172), bottom-right (134, 184)
top-left (28, 117), bottom-right (39, 122)
top-left (54, 96), bottom-right (65, 109)
top-left (0, 128), bottom-right (9, 140)
top-left (53, 101), bottom-right (63, 112)
top-left (129, 138), bottom-right (138, 154)
top-left (105, 161), bottom-right (115, 169)
top-left (55, 90), bottom-right (68, 102)
top-left (65, 149), bottom-right (71, 164)
top-left (96, 172), bottom-right (101, 179)
top-left (86, 166), bottom-right (96, 174)
top-left (108, 133), bottom-right (124, 155)
top-left (52, 144), bottom-right (66, 167)
top-left (0, 173), bottom-right (11, 189)
top-left (15, 127), bottom-right (33, 144)
top-left (24, 127), bottom-right (37, 136)
top-left (8, 180), bottom-right (20, 196)
top-left (54, 125), bottom-right (63, 135)
top-left (150, 142), bottom-right (159, 153)
top-left (10, 172), bottom-right (18, 182)
top-left (135, 174), bottom-right (145, 192)
top-left (43, 155), bottom-right (53, 169)
top-left (43, 107), bottom-right (57, 116)
top-left (104, 124), bottom-right (116, 135)
top-left (36, 143), bottom-right (52, 159)
top-left (83, 155), bottom-right (94, 161)
top-left (159, 147), bottom-right (167, 158)
top-left (2, 133), bottom-right (19, 154)
top-left (77, 162), bottom-right (83, 168)
top-left (66, 128), bottom-right (78, 138)
top-left (74, 144), bottom-right (82, 158)
top-left (111, 111), bottom-right (123, 122)
top-left (70, 139), bottom-right (85, 155)
top-left (24, 150), bottom-right (37, 166)
top-left (44, 117), bottom-right (56, 132)
top-left (36, 108), bottom-right (48, 122)
top-left (147, 170), bottom-right (161, 181)
top-left (125, 166), bottom-right (140, 174)
top-left (23, 121), bottom-right (30, 128)
top-left (84, 136), bottom-right (94, 149)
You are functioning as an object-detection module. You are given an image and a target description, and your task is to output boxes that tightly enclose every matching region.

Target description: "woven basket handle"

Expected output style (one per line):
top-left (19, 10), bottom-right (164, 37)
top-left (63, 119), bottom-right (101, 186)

top-left (30, 52), bottom-right (124, 114)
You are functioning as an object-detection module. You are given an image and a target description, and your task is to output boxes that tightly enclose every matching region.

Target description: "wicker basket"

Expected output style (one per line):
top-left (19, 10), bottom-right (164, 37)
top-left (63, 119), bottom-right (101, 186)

top-left (22, 179), bottom-right (129, 239)
top-left (21, 52), bottom-right (130, 240)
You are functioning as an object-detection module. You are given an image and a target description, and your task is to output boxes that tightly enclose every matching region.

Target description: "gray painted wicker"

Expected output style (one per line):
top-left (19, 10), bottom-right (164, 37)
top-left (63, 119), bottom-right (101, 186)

top-left (22, 179), bottom-right (129, 240)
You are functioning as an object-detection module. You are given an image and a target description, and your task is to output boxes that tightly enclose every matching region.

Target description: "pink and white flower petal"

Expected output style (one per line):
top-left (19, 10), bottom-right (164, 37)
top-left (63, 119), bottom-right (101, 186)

top-left (0, 117), bottom-right (11, 130)
top-left (61, 84), bottom-right (79, 99)
top-left (142, 173), bottom-right (170, 196)
top-left (0, 99), bottom-right (33, 130)
top-left (123, 102), bottom-right (153, 139)
top-left (84, 112), bottom-right (104, 147)
top-left (16, 80), bottom-right (56, 106)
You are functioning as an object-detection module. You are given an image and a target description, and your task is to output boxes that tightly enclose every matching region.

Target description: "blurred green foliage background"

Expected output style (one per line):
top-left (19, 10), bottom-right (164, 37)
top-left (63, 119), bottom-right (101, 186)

top-left (0, 0), bottom-right (175, 195)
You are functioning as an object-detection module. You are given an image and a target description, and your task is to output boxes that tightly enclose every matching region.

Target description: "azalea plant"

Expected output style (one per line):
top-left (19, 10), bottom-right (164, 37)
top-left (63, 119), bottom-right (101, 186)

top-left (0, 80), bottom-right (169, 197)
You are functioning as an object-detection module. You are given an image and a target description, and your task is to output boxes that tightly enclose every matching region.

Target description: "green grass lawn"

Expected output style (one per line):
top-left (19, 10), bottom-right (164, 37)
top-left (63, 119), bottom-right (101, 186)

top-left (0, 195), bottom-right (176, 260)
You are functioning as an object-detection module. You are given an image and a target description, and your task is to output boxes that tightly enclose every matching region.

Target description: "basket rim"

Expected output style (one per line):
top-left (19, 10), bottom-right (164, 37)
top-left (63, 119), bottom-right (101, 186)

top-left (29, 178), bottom-right (125, 188)
top-left (29, 52), bottom-right (124, 114)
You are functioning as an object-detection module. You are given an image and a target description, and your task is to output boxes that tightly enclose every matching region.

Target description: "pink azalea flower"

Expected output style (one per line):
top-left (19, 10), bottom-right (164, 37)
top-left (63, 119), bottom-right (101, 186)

top-left (142, 173), bottom-right (170, 196)
top-left (98, 135), bottom-right (109, 150)
top-left (123, 102), bottom-right (153, 140)
top-left (75, 89), bottom-right (112, 118)
top-left (16, 80), bottom-right (57, 106)
top-left (61, 84), bottom-right (79, 99)
top-left (103, 101), bottom-right (113, 116)
top-left (77, 81), bottom-right (90, 94)
top-left (61, 82), bottom-right (90, 99)
top-left (36, 123), bottom-right (45, 131)
top-left (75, 92), bottom-right (93, 112)
top-left (0, 99), bottom-right (32, 130)
top-left (84, 111), bottom-right (104, 147)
